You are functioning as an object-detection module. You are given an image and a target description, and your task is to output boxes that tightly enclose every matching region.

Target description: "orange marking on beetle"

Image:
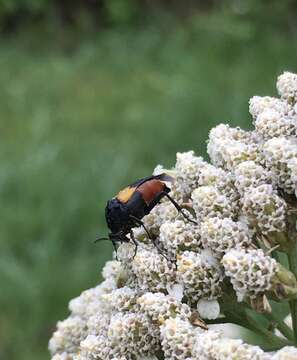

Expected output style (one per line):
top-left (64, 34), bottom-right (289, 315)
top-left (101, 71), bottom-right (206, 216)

top-left (137, 180), bottom-right (165, 205)
top-left (116, 186), bottom-right (136, 203)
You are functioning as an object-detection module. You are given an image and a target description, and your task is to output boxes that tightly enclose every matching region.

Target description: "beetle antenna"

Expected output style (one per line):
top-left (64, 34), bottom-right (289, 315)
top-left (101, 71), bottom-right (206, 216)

top-left (94, 236), bottom-right (109, 243)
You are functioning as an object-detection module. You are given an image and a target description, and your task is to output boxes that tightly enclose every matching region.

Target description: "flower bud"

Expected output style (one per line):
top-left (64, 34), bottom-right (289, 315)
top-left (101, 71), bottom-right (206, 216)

top-left (270, 263), bottom-right (297, 301)
top-left (277, 71), bottom-right (297, 103)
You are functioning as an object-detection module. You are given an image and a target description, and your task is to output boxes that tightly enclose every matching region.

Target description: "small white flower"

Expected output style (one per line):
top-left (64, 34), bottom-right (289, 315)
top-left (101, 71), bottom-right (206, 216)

top-left (177, 251), bottom-right (223, 302)
top-left (234, 160), bottom-right (275, 195)
top-left (102, 260), bottom-right (123, 280)
top-left (101, 286), bottom-right (137, 312)
top-left (80, 334), bottom-right (114, 360)
top-left (86, 311), bottom-right (110, 337)
top-left (51, 353), bottom-right (73, 360)
top-left (222, 248), bottom-right (277, 301)
top-left (277, 71), bottom-right (297, 103)
top-left (204, 338), bottom-right (267, 360)
top-left (273, 346), bottom-right (297, 360)
top-left (263, 137), bottom-right (297, 193)
top-left (207, 124), bottom-right (261, 170)
top-left (166, 283), bottom-right (184, 301)
top-left (137, 292), bottom-right (191, 326)
top-left (241, 184), bottom-right (287, 234)
top-left (159, 220), bottom-right (201, 259)
top-left (49, 316), bottom-right (87, 355)
top-left (192, 186), bottom-right (234, 220)
top-left (192, 329), bottom-right (222, 360)
top-left (197, 299), bottom-right (220, 320)
top-left (141, 201), bottom-right (178, 237)
top-left (174, 150), bottom-right (205, 197)
top-left (249, 95), bottom-right (289, 119)
top-left (200, 248), bottom-right (219, 267)
top-left (160, 317), bottom-right (197, 360)
top-left (116, 242), bottom-right (136, 262)
top-left (255, 109), bottom-right (296, 139)
top-left (200, 217), bottom-right (252, 258)
top-left (108, 312), bottom-right (159, 358)
top-left (198, 163), bottom-right (240, 206)
top-left (130, 244), bottom-right (176, 292)
top-left (153, 164), bottom-right (167, 175)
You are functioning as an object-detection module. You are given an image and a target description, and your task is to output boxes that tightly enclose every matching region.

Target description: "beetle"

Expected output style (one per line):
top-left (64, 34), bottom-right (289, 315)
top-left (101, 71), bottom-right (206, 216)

top-left (96, 173), bottom-right (196, 258)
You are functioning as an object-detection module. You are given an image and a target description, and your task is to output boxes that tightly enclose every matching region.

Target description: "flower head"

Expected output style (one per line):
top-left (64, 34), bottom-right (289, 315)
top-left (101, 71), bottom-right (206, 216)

top-left (263, 137), bottom-right (297, 193)
top-left (277, 71), bottom-right (297, 103)
top-left (49, 317), bottom-right (87, 355)
top-left (160, 317), bottom-right (197, 360)
top-left (241, 184), bottom-right (287, 235)
top-left (130, 244), bottom-right (176, 292)
top-left (192, 186), bottom-right (235, 220)
top-left (255, 110), bottom-right (296, 139)
top-left (273, 346), bottom-right (297, 360)
top-left (222, 248), bottom-right (277, 301)
top-left (159, 220), bottom-right (201, 259)
top-left (50, 71), bottom-right (297, 360)
top-left (177, 251), bottom-right (223, 302)
top-left (249, 95), bottom-right (289, 119)
top-left (200, 217), bottom-right (252, 258)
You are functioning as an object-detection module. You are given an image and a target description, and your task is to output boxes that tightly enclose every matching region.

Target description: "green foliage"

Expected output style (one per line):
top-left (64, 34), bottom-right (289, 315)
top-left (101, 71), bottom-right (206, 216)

top-left (0, 12), bottom-right (297, 360)
top-left (0, 0), bottom-right (49, 14)
top-left (223, 0), bottom-right (297, 34)
top-left (0, 0), bottom-right (296, 33)
top-left (104, 0), bottom-right (139, 25)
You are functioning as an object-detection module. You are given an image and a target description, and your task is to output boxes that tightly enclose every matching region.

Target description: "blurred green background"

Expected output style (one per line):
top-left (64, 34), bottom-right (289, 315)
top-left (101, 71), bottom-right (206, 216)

top-left (0, 1), bottom-right (297, 359)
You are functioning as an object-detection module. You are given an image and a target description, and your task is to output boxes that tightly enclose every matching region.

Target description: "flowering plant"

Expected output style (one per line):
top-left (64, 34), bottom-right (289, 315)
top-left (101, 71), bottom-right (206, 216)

top-left (49, 72), bottom-right (297, 360)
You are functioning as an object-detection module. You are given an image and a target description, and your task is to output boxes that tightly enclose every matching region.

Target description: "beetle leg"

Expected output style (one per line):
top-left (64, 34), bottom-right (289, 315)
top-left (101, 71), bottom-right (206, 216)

top-left (129, 214), bottom-right (152, 239)
top-left (111, 240), bottom-right (119, 260)
top-left (129, 230), bottom-right (138, 259)
top-left (145, 190), bottom-right (168, 213)
top-left (129, 215), bottom-right (170, 261)
top-left (144, 190), bottom-right (197, 225)
top-left (151, 238), bottom-right (171, 262)
top-left (161, 192), bottom-right (197, 225)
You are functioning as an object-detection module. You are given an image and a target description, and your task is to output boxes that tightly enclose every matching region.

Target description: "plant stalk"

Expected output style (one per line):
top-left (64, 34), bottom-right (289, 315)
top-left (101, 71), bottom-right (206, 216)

top-left (287, 209), bottom-right (297, 345)
top-left (244, 312), bottom-right (293, 349)
top-left (288, 245), bottom-right (297, 344)
top-left (224, 310), bottom-right (292, 350)
top-left (264, 313), bottom-right (294, 341)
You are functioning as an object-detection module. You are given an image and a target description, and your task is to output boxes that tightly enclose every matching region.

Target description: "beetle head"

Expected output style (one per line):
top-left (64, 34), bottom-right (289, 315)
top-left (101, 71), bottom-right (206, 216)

top-left (109, 231), bottom-right (130, 243)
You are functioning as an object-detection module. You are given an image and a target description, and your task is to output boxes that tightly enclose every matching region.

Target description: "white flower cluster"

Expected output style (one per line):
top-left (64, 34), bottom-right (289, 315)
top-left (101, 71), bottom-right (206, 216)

top-left (272, 346), bottom-right (297, 360)
top-left (50, 72), bottom-right (297, 359)
top-left (207, 124), bottom-right (261, 171)
top-left (129, 244), bottom-right (177, 293)
top-left (159, 220), bottom-right (201, 259)
top-left (242, 184), bottom-right (287, 235)
top-left (277, 72), bottom-right (297, 103)
top-left (222, 248), bottom-right (277, 301)
top-left (177, 250), bottom-right (223, 303)
top-left (200, 217), bottom-right (252, 257)
top-left (263, 137), bottom-right (297, 194)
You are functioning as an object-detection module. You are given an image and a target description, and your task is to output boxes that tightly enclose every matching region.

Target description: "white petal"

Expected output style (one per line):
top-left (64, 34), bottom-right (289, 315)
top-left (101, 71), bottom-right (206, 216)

top-left (166, 283), bottom-right (184, 301)
top-left (197, 299), bottom-right (220, 320)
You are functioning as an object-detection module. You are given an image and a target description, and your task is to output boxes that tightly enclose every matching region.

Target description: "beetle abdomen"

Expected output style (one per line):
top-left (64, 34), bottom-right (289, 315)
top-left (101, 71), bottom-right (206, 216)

top-left (136, 179), bottom-right (166, 205)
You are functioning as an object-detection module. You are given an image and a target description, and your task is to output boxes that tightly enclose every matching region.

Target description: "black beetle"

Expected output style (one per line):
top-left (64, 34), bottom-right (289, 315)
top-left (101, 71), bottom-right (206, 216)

top-left (96, 173), bottom-right (196, 258)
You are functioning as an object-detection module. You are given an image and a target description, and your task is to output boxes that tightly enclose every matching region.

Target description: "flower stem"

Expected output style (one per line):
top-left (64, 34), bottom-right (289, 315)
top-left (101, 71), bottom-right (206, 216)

top-left (223, 310), bottom-right (292, 350)
top-left (287, 209), bottom-right (297, 344)
top-left (288, 245), bottom-right (297, 344)
top-left (244, 312), bottom-right (292, 349)
top-left (264, 312), bottom-right (294, 341)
